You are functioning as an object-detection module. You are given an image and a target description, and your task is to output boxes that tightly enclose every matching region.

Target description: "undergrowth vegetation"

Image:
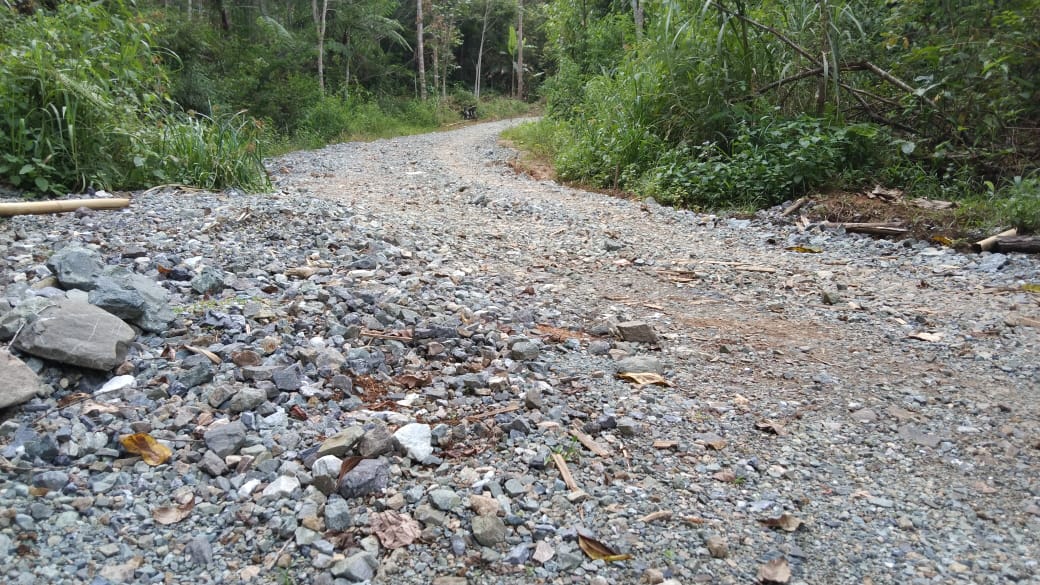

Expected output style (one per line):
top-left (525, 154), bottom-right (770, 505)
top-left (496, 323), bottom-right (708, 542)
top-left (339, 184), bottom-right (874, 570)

top-left (0, 1), bottom-right (269, 195)
top-left (514, 0), bottom-right (1040, 233)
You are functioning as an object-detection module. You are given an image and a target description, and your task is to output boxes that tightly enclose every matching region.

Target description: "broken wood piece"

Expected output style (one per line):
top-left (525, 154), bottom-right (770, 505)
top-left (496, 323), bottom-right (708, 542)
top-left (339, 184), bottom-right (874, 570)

top-left (464, 403), bottom-right (520, 422)
top-left (551, 453), bottom-right (580, 492)
top-left (1005, 315), bottom-right (1040, 328)
top-left (637, 510), bottom-right (673, 524)
top-left (822, 221), bottom-right (908, 236)
top-left (973, 228), bottom-right (1017, 253)
top-left (993, 236), bottom-right (1040, 254)
top-left (570, 428), bottom-right (611, 457)
top-left (652, 440), bottom-right (679, 449)
top-left (779, 196), bottom-right (808, 218)
top-left (734, 265), bottom-right (778, 273)
top-left (360, 330), bottom-right (413, 341)
top-left (0, 198), bottom-right (130, 217)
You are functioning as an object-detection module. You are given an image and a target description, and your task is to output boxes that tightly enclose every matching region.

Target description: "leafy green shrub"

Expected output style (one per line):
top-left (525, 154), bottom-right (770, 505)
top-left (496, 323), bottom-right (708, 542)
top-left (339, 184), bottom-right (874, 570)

top-left (641, 117), bottom-right (886, 209)
top-left (0, 1), bottom-right (270, 195)
top-left (996, 176), bottom-right (1040, 233)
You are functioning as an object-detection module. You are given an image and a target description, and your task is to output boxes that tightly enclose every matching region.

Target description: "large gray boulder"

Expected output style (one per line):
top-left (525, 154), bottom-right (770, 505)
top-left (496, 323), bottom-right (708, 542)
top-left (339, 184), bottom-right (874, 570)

top-left (12, 300), bottom-right (135, 370)
top-left (0, 296), bottom-right (57, 341)
top-left (0, 349), bottom-right (44, 409)
top-left (46, 245), bottom-right (104, 291)
top-left (96, 267), bottom-right (175, 332)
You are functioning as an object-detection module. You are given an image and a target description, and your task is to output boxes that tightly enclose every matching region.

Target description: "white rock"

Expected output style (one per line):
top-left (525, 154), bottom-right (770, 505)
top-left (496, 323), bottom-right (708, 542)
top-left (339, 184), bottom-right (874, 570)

top-left (238, 478), bottom-right (261, 498)
top-left (393, 423), bottom-right (433, 462)
top-left (262, 475), bottom-right (300, 500)
top-left (96, 375), bottom-right (137, 395)
top-left (312, 455), bottom-right (343, 478)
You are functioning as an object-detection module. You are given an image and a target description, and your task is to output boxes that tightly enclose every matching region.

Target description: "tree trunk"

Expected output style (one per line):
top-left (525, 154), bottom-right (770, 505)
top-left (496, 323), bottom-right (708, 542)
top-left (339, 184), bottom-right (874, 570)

top-left (632, 0), bottom-right (643, 42)
top-left (474, 0), bottom-right (490, 99)
top-left (816, 0), bottom-right (830, 115)
top-left (516, 0), bottom-right (524, 100)
top-left (431, 19), bottom-right (440, 98)
top-left (314, 0), bottom-right (329, 94)
top-left (417, 0), bottom-right (427, 100)
top-left (214, 0), bottom-right (231, 30)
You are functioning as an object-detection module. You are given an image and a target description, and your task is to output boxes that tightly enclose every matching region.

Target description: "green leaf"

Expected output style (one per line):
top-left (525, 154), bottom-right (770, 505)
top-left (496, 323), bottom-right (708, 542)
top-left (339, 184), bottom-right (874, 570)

top-left (34, 176), bottom-right (50, 192)
top-left (18, 163), bottom-right (34, 175)
top-left (900, 141), bottom-right (916, 155)
top-left (133, 155), bottom-right (146, 167)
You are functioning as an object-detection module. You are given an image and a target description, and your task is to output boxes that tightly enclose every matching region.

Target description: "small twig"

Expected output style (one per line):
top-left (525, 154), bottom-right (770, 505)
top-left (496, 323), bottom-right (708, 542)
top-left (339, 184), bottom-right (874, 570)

top-left (464, 403), bottom-right (520, 422)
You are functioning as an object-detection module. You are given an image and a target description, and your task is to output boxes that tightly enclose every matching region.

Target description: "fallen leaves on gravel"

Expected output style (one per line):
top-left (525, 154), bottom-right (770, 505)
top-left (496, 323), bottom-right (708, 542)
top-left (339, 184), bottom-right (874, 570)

top-left (757, 557), bottom-right (792, 583)
top-left (119, 432), bottom-right (172, 466)
top-left (577, 534), bottom-right (633, 562)
top-left (617, 372), bottom-right (673, 387)
top-left (153, 496), bottom-right (195, 525)
top-left (755, 419), bottom-right (788, 436)
top-left (370, 510), bottom-right (421, 549)
top-left (758, 513), bottom-right (803, 532)
top-left (786, 245), bottom-right (822, 253)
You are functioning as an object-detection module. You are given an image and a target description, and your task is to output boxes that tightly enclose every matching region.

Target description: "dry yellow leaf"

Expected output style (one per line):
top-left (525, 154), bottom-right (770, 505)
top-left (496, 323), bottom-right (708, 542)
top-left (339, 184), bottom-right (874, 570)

top-left (758, 513), bottom-right (803, 532)
top-left (617, 372), bottom-right (673, 387)
top-left (785, 246), bottom-right (822, 253)
top-left (184, 344), bottom-right (221, 364)
top-left (757, 557), bottom-right (792, 583)
top-left (119, 432), bottom-right (172, 466)
top-left (153, 496), bottom-right (195, 525)
top-left (577, 534), bottom-right (633, 562)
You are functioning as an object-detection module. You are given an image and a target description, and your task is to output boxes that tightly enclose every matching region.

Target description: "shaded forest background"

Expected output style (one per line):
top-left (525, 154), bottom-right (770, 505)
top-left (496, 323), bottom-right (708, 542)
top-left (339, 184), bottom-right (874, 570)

top-left (1, 0), bottom-right (1038, 232)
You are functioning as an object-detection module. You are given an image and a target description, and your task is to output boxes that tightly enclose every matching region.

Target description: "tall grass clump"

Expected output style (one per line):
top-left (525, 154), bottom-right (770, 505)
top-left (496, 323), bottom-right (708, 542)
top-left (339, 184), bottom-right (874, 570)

top-left (0, 1), bottom-right (269, 195)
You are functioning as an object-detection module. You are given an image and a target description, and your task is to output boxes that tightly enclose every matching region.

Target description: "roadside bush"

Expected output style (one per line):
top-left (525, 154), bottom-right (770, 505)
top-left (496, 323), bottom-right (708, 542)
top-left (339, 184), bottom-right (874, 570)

top-left (0, 1), bottom-right (269, 195)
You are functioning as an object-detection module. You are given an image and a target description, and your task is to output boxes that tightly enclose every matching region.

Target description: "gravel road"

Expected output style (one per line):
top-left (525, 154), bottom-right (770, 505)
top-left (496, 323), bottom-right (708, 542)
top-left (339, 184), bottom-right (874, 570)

top-left (1, 119), bottom-right (1038, 585)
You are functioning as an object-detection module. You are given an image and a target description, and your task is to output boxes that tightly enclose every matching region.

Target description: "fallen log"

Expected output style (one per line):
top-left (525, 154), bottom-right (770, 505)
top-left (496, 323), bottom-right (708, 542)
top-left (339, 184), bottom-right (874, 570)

top-left (822, 221), bottom-right (908, 236)
top-left (993, 236), bottom-right (1040, 254)
top-left (973, 228), bottom-right (1017, 253)
top-left (0, 198), bottom-right (130, 217)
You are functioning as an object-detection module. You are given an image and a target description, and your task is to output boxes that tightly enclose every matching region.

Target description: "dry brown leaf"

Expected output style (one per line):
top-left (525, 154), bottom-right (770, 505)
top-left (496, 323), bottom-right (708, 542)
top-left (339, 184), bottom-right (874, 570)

top-left (757, 557), bottom-right (792, 583)
top-left (973, 481), bottom-right (998, 495)
top-left (153, 496), bottom-right (195, 525)
top-left (395, 373), bottom-right (431, 389)
top-left (758, 513), bottom-right (803, 532)
top-left (617, 372), bottom-right (673, 387)
top-left (652, 440), bottom-right (679, 449)
top-left (285, 266), bottom-right (317, 279)
top-left (56, 392), bottom-right (92, 408)
top-left (577, 534), bottom-right (633, 562)
top-left (184, 344), bottom-right (221, 364)
top-left (370, 510), bottom-right (421, 549)
top-left (119, 432), bottom-right (172, 466)
top-left (908, 331), bottom-right (944, 342)
top-left (785, 246), bottom-right (822, 253)
top-left (338, 456), bottom-right (364, 481)
top-left (637, 510), bottom-right (672, 523)
top-left (754, 420), bottom-right (788, 436)
top-left (82, 400), bottom-right (122, 416)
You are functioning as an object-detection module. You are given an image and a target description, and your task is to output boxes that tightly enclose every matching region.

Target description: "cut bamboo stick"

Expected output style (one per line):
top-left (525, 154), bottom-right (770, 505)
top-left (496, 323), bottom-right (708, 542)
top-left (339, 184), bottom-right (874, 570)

top-left (973, 228), bottom-right (1018, 253)
top-left (551, 453), bottom-right (580, 491)
top-left (570, 428), bottom-right (611, 457)
top-left (0, 198), bottom-right (130, 217)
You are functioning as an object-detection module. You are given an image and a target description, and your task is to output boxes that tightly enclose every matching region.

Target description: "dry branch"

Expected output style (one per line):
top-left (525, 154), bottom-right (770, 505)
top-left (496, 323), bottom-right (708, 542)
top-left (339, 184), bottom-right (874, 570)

top-left (0, 198), bottom-right (129, 217)
top-left (780, 197), bottom-right (809, 218)
top-left (822, 221), bottom-right (908, 236)
top-left (570, 428), bottom-right (611, 457)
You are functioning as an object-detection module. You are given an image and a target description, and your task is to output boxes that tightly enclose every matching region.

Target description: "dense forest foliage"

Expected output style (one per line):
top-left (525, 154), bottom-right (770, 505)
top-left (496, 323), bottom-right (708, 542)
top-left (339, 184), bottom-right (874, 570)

top-left (1, 0), bottom-right (1037, 231)
top-left (523, 0), bottom-right (1040, 230)
top-left (0, 0), bottom-right (540, 195)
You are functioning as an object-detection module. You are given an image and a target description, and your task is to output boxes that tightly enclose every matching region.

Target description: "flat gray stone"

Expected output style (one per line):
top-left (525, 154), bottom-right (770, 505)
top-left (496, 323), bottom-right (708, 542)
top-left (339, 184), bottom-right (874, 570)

top-left (616, 320), bottom-right (658, 343)
top-left (318, 427), bottom-right (364, 458)
top-left (203, 420), bottom-right (247, 457)
top-left (324, 495), bottom-right (352, 532)
top-left (13, 300), bottom-right (135, 370)
top-left (88, 276), bottom-right (146, 320)
top-left (615, 355), bottom-right (664, 374)
top-left (358, 420), bottom-right (394, 458)
top-left (0, 349), bottom-right (44, 409)
top-left (428, 488), bottom-right (462, 511)
top-left (47, 245), bottom-right (103, 291)
top-left (99, 267), bottom-right (175, 332)
top-left (227, 386), bottom-right (267, 413)
top-left (472, 515), bottom-right (506, 546)
top-left (338, 457), bottom-right (389, 499)
top-left (331, 551), bottom-right (377, 582)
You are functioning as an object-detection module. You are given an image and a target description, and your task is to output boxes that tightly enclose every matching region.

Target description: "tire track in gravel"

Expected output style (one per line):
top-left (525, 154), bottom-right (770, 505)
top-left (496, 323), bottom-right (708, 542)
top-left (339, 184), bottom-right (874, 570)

top-left (273, 119), bottom-right (1039, 584)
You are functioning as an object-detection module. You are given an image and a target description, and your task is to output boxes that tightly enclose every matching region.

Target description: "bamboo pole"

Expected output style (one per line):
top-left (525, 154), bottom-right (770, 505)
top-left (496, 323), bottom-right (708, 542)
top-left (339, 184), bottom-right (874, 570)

top-left (973, 228), bottom-right (1017, 253)
top-left (0, 198), bottom-right (130, 217)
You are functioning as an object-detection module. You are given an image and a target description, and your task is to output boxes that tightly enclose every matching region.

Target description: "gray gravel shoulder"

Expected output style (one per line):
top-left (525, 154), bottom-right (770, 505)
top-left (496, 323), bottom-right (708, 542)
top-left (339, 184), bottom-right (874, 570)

top-left (0, 119), bottom-right (1037, 585)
